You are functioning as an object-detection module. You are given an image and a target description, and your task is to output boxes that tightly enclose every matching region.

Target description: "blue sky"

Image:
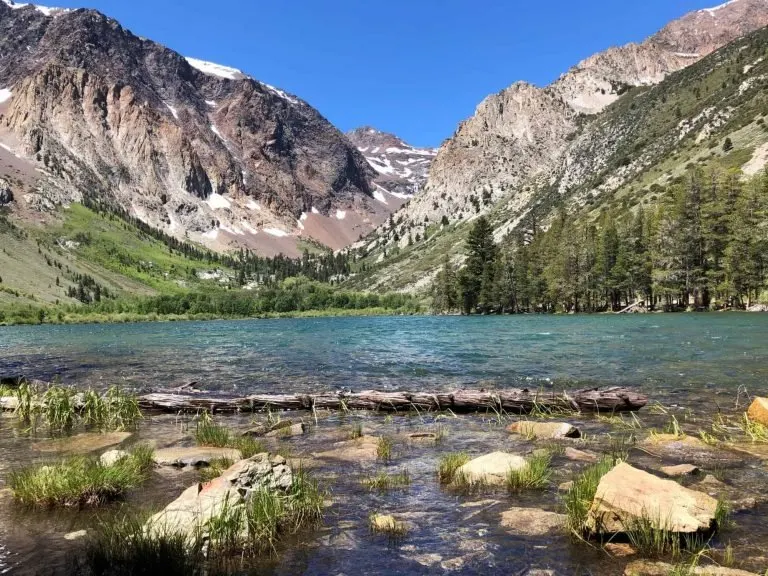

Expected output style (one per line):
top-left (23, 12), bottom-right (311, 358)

top-left (48, 0), bottom-right (725, 147)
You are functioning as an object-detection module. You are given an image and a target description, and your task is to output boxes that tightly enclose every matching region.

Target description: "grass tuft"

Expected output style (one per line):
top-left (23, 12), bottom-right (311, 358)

top-left (564, 456), bottom-right (617, 536)
top-left (9, 444), bottom-right (154, 507)
top-left (437, 452), bottom-right (470, 485)
top-left (506, 452), bottom-right (552, 492)
top-left (376, 436), bottom-right (393, 463)
top-left (195, 412), bottom-right (266, 458)
top-left (348, 422), bottom-right (363, 440)
top-left (361, 469), bottom-right (411, 491)
top-left (199, 457), bottom-right (235, 483)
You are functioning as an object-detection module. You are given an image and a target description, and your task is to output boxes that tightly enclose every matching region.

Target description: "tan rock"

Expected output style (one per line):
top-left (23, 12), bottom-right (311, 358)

top-left (747, 397), bottom-right (768, 427)
top-left (558, 481), bottom-right (574, 493)
top-left (455, 452), bottom-right (527, 486)
top-left (314, 435), bottom-right (380, 463)
top-left (641, 434), bottom-right (740, 465)
top-left (625, 560), bottom-right (759, 575)
top-left (604, 542), bottom-right (637, 557)
top-left (499, 507), bottom-right (565, 536)
top-left (587, 462), bottom-right (718, 534)
top-left (661, 463), bottom-right (700, 477)
top-left (99, 449), bottom-right (129, 467)
top-left (33, 432), bottom-right (132, 454)
top-left (265, 422), bottom-right (305, 438)
top-left (63, 529), bottom-right (88, 541)
top-left (370, 514), bottom-right (405, 534)
top-left (565, 447), bottom-right (598, 462)
top-left (506, 421), bottom-right (581, 439)
top-left (153, 446), bottom-right (242, 467)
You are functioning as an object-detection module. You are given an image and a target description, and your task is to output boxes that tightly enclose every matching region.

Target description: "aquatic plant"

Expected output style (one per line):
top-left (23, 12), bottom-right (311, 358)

top-left (81, 516), bottom-right (203, 576)
top-left (376, 436), bottom-right (393, 462)
top-left (348, 421), bottom-right (363, 439)
top-left (437, 451), bottom-right (470, 485)
top-left (9, 444), bottom-right (154, 507)
top-left (563, 456), bottom-right (617, 536)
top-left (194, 412), bottom-right (265, 458)
top-left (41, 384), bottom-right (77, 432)
top-left (506, 451), bottom-right (552, 493)
top-left (361, 469), bottom-right (411, 491)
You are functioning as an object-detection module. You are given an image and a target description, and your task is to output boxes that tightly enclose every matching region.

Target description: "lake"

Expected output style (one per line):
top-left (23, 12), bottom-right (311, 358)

top-left (2, 314), bottom-right (768, 575)
top-left (1, 314), bottom-right (767, 396)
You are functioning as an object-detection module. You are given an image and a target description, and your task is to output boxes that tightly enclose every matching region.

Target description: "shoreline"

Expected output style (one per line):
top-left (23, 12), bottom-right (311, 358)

top-left (1, 306), bottom-right (768, 328)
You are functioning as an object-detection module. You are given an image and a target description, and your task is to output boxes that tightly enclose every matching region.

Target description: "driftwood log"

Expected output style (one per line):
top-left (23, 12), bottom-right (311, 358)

top-left (137, 386), bottom-right (647, 415)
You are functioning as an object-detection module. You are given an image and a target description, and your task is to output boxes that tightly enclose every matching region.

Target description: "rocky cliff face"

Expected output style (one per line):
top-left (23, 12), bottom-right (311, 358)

top-left (346, 126), bottom-right (437, 200)
top-left (0, 1), bottom-right (384, 256)
top-left (372, 0), bottom-right (768, 251)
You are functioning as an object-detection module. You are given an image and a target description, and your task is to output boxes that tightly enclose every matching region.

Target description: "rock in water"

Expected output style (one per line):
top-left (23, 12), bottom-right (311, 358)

top-left (455, 452), bottom-right (527, 486)
top-left (265, 422), bottom-right (305, 438)
top-left (499, 507), bottom-right (565, 536)
top-left (747, 397), bottom-right (768, 427)
top-left (146, 454), bottom-right (292, 541)
top-left (587, 462), bottom-right (718, 534)
top-left (506, 421), bottom-right (581, 439)
top-left (660, 463), bottom-right (700, 477)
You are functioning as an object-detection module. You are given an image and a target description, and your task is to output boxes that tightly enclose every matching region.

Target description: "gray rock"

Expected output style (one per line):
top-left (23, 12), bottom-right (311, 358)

top-left (152, 446), bottom-right (242, 468)
top-left (265, 422), bottom-right (305, 438)
top-left (99, 449), bottom-right (129, 467)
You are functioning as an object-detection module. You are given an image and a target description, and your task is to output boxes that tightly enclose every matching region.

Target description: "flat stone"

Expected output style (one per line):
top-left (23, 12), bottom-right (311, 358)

top-left (455, 452), bottom-right (527, 486)
top-left (506, 421), bottom-right (581, 439)
top-left (499, 507), bottom-right (565, 536)
top-left (33, 432), bottom-right (132, 454)
top-left (747, 397), bottom-right (768, 427)
top-left (314, 436), bottom-right (380, 463)
top-left (604, 542), bottom-right (637, 557)
top-left (564, 447), bottom-right (598, 462)
top-left (64, 529), bottom-right (88, 541)
top-left (587, 462), bottom-right (718, 534)
top-left (407, 432), bottom-right (438, 443)
top-left (661, 463), bottom-right (700, 477)
top-left (625, 560), bottom-right (759, 575)
top-left (100, 449), bottom-right (129, 467)
top-left (265, 422), bottom-right (305, 438)
top-left (558, 481), bottom-right (574, 492)
top-left (641, 434), bottom-right (741, 465)
top-left (153, 446), bottom-right (242, 467)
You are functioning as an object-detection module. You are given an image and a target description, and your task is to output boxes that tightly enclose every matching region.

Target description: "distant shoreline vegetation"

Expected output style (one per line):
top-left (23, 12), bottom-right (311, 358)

top-left (0, 277), bottom-right (422, 326)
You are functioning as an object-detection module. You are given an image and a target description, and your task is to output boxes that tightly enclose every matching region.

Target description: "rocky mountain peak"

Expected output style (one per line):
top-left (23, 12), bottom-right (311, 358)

top-left (346, 125), bottom-right (438, 202)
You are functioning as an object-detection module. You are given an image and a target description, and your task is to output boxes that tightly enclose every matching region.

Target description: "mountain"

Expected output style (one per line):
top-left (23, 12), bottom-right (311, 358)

top-left (350, 0), bottom-right (768, 291)
top-left (0, 0), bottom-right (397, 256)
top-left (346, 126), bottom-right (438, 202)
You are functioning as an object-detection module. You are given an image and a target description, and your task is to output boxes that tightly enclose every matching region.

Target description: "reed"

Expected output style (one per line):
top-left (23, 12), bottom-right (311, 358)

top-left (437, 452), bottom-right (470, 485)
top-left (506, 452), bottom-right (552, 493)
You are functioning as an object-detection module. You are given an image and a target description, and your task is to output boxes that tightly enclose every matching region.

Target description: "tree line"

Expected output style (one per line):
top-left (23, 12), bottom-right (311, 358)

top-left (432, 168), bottom-right (768, 314)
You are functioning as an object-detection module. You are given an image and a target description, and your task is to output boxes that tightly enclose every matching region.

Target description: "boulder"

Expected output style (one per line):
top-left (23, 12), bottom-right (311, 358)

top-left (455, 452), bottom-right (527, 486)
top-left (146, 453), bottom-right (292, 541)
top-left (33, 432), bottom-right (132, 454)
top-left (0, 179), bottom-right (13, 205)
top-left (153, 446), bottom-right (242, 467)
top-left (625, 560), bottom-right (759, 575)
top-left (661, 463), bottom-right (700, 477)
top-left (499, 507), bottom-right (565, 536)
top-left (99, 449), bottom-right (129, 467)
top-left (506, 421), bottom-right (580, 439)
top-left (564, 447), bottom-right (598, 463)
top-left (747, 397), bottom-right (768, 427)
top-left (265, 422), bottom-right (305, 438)
top-left (586, 462), bottom-right (718, 534)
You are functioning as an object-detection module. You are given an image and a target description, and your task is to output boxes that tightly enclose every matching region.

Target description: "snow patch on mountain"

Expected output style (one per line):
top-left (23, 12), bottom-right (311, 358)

top-left (1, 0), bottom-right (70, 16)
top-left (185, 57), bottom-right (243, 80)
top-left (702, 0), bottom-right (740, 15)
top-left (0, 88), bottom-right (11, 104)
top-left (205, 193), bottom-right (231, 210)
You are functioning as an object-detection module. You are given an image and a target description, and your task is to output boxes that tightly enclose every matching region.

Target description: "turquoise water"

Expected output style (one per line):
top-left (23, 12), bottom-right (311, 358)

top-left (1, 314), bottom-right (767, 394)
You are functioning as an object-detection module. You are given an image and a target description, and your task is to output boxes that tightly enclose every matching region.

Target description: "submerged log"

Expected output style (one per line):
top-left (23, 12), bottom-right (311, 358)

top-left (138, 386), bottom-right (647, 415)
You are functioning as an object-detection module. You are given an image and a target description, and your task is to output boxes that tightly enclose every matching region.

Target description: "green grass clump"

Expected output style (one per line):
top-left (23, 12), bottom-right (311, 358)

top-left (361, 469), bottom-right (411, 491)
top-left (81, 516), bottom-right (203, 576)
top-left (199, 457), bottom-right (236, 483)
top-left (194, 412), bottom-right (266, 458)
top-left (376, 436), bottom-right (393, 463)
top-left (564, 457), bottom-right (617, 536)
top-left (506, 452), bottom-right (552, 493)
top-left (348, 422), bottom-right (363, 440)
top-left (9, 444), bottom-right (154, 507)
top-left (437, 452), bottom-right (470, 485)
top-left (739, 413), bottom-right (768, 442)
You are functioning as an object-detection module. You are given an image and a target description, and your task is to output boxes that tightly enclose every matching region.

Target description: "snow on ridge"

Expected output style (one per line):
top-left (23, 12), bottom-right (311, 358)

top-left (335, 210), bottom-right (346, 220)
top-left (205, 100), bottom-right (217, 107)
top-left (206, 193), bottom-right (231, 210)
top-left (384, 146), bottom-right (438, 157)
top-left (186, 57), bottom-right (243, 80)
top-left (311, 207), bottom-right (320, 215)
top-left (701, 0), bottom-right (739, 14)
top-left (373, 188), bottom-right (388, 205)
top-left (165, 103), bottom-right (179, 120)
top-left (2, 1), bottom-right (71, 16)
top-left (0, 88), bottom-right (11, 104)
top-left (264, 227), bottom-right (289, 237)
top-left (261, 82), bottom-right (300, 105)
